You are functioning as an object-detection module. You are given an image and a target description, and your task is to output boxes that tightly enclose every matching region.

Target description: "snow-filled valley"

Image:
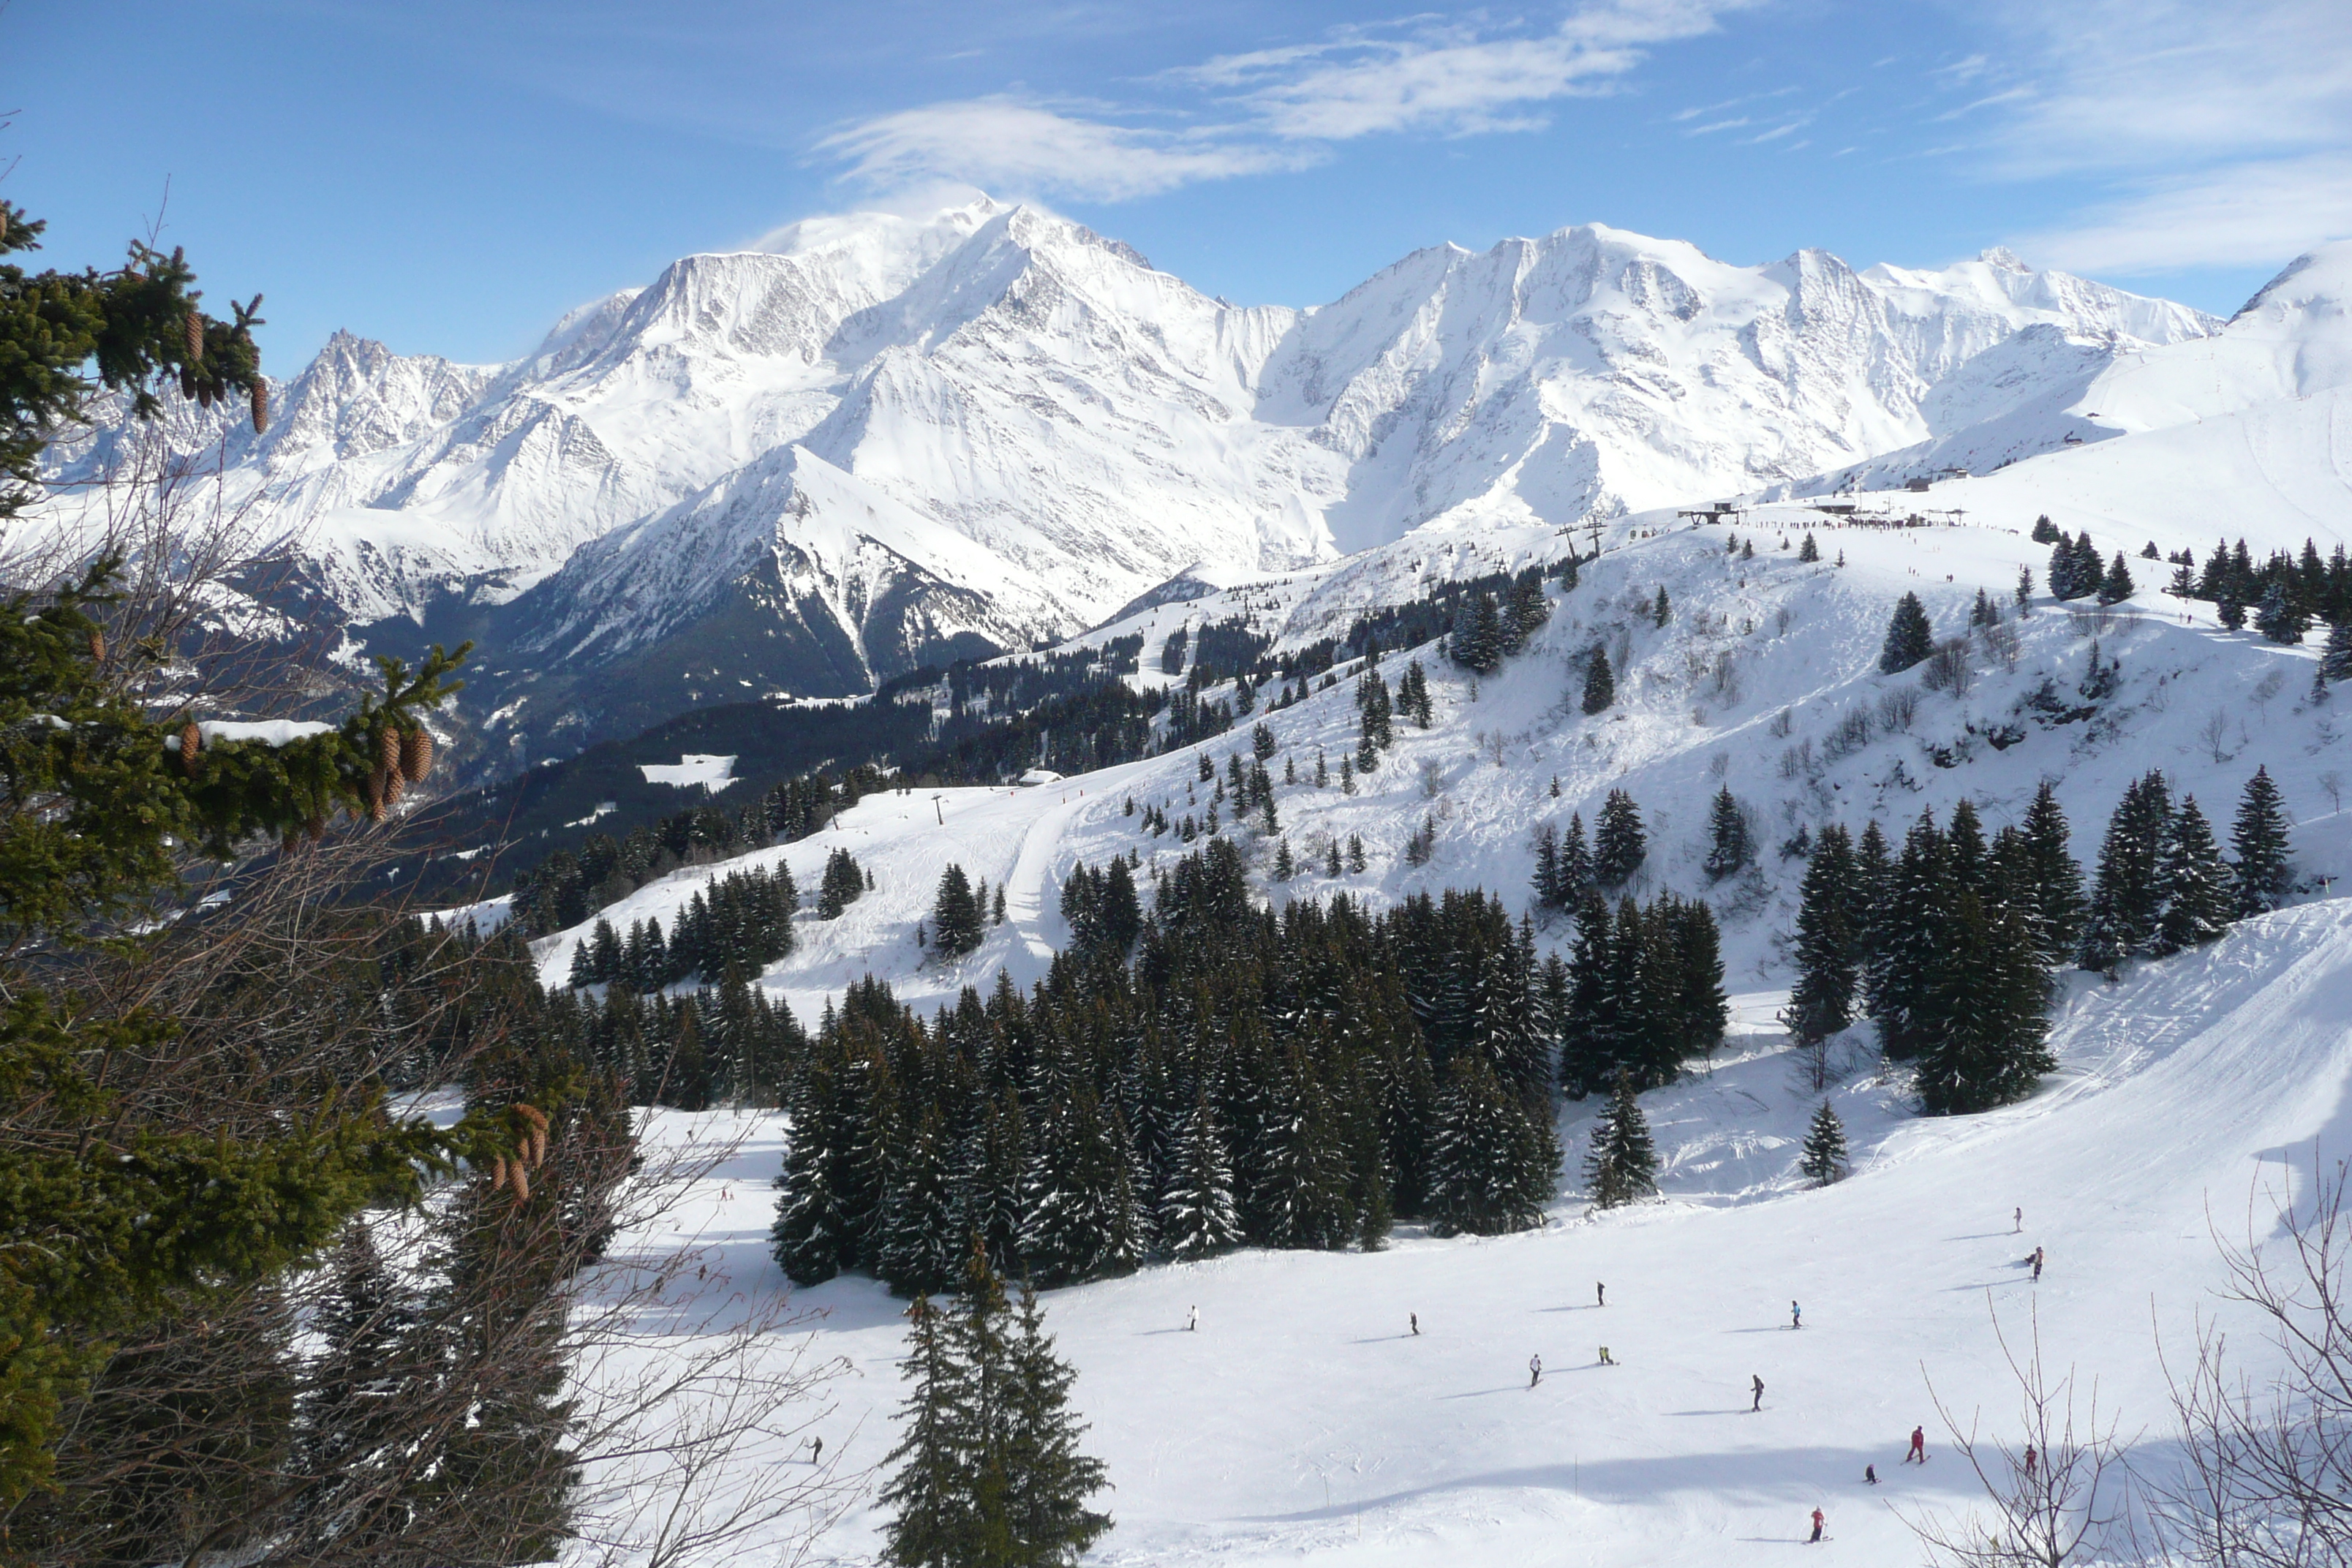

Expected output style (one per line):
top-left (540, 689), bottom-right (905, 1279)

top-left (519, 488), bottom-right (2352, 1564)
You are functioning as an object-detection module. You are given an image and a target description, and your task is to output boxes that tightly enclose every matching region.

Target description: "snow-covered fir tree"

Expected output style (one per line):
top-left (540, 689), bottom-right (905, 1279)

top-left (1798, 1101), bottom-right (1848, 1187)
top-left (1583, 1072), bottom-right (1658, 1210)
top-left (2231, 764), bottom-right (2294, 916)
top-left (2155, 796), bottom-right (2238, 955)
top-left (1878, 592), bottom-right (1934, 674)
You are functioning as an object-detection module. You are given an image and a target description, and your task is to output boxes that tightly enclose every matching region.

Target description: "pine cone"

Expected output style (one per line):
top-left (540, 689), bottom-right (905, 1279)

top-left (510, 1163), bottom-right (531, 1202)
top-left (180, 722), bottom-right (201, 773)
top-left (185, 310), bottom-right (204, 366)
top-left (402, 728), bottom-right (434, 782)
top-left (364, 769), bottom-right (386, 821)
top-left (282, 831), bottom-right (300, 855)
top-left (197, 383), bottom-right (213, 410)
top-left (88, 630), bottom-right (105, 663)
top-left (379, 725), bottom-right (404, 781)
top-left (491, 1154), bottom-right (508, 1191)
top-left (250, 381), bottom-right (269, 434)
top-left (304, 815), bottom-right (327, 842)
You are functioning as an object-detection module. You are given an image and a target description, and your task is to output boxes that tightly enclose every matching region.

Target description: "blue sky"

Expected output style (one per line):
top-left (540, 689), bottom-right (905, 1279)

top-left (7, 1), bottom-right (2347, 369)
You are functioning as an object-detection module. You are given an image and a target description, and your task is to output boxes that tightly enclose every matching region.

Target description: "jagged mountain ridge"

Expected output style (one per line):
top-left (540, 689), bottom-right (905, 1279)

top-left (56, 197), bottom-right (2220, 762)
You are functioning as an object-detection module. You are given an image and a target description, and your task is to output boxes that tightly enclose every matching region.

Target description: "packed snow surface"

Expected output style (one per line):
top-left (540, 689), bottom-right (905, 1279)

top-left (594, 900), bottom-right (2352, 1565)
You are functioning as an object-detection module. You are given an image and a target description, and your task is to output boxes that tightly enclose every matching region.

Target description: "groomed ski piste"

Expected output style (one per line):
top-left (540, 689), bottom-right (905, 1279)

top-left (501, 246), bottom-right (2352, 1565)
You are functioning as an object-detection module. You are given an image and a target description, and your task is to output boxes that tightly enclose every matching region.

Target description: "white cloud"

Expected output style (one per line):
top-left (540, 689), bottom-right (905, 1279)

top-left (815, 1), bottom-right (1746, 199)
top-left (2013, 151), bottom-right (2352, 274)
top-left (813, 99), bottom-right (1318, 203)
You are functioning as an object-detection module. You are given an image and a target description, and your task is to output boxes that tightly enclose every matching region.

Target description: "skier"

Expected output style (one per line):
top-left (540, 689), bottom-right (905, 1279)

top-left (2014, 1206), bottom-right (2023, 1233)
top-left (1751, 1374), bottom-right (1765, 1412)
top-left (1864, 1463), bottom-right (1879, 1485)
top-left (1529, 1354), bottom-right (1543, 1389)
top-left (1410, 1312), bottom-right (1420, 1336)
top-left (1188, 1305), bottom-right (1199, 1332)
top-left (810, 1435), bottom-right (823, 1463)
top-left (1791, 1300), bottom-right (1802, 1330)
top-left (1599, 1346), bottom-right (1614, 1365)
top-left (1809, 1507), bottom-right (1825, 1544)
top-left (1907, 1425), bottom-right (1926, 1463)
top-left (2032, 1246), bottom-right (2045, 1283)
top-left (2024, 1444), bottom-right (2038, 1479)
top-left (1597, 1281), bottom-right (1606, 1306)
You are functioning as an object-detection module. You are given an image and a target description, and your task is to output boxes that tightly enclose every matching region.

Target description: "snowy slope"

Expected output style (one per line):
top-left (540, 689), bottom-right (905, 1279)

top-left (582, 870), bottom-right (2352, 1567)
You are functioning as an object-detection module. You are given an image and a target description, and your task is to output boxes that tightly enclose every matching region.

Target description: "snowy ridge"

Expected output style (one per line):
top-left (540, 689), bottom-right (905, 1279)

top-left (45, 200), bottom-right (2238, 756)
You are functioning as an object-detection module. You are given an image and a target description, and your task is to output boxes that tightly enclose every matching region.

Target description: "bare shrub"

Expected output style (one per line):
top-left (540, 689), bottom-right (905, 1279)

top-left (1904, 1300), bottom-right (2134, 1566)
top-left (1768, 708), bottom-right (1794, 739)
top-left (2200, 709), bottom-right (2234, 765)
top-left (1879, 687), bottom-right (1920, 731)
top-left (1922, 638), bottom-right (1975, 696)
top-left (1823, 707), bottom-right (1874, 761)
top-left (2321, 770), bottom-right (2345, 814)
top-left (2149, 1155), bottom-right (2352, 1568)
top-left (1420, 757), bottom-right (1445, 798)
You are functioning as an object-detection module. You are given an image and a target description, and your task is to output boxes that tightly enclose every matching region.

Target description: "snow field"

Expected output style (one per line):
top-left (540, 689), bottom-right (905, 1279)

top-left (587, 900), bottom-right (2352, 1565)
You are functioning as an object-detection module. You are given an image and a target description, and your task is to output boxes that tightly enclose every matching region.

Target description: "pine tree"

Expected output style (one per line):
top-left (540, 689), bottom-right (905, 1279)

top-left (1917, 882), bottom-right (2054, 1115)
top-left (2078, 773), bottom-right (2173, 970)
top-left (1273, 839), bottom-right (1295, 881)
top-left (1652, 586), bottom-right (1671, 627)
top-left (2230, 764), bottom-right (2293, 916)
top-left (2097, 551), bottom-right (2136, 606)
top-left (1878, 592), bottom-right (1934, 674)
top-left (1703, 785), bottom-right (1752, 881)
top-left (872, 1114), bottom-right (962, 1297)
top-left (1786, 824), bottom-right (1858, 1046)
top-left (2321, 619), bottom-right (2352, 682)
top-left (1580, 646), bottom-right (1616, 715)
top-left (931, 864), bottom-right (985, 959)
top-left (1798, 532), bottom-right (1820, 562)
top-left (2155, 796), bottom-right (2236, 955)
top-left (1000, 1282), bottom-right (1114, 1564)
top-left (2255, 580), bottom-right (2307, 644)
top-left (772, 1087), bottom-right (847, 1286)
top-left (2018, 783), bottom-right (2088, 965)
top-left (1798, 1101), bottom-right (1847, 1186)
top-left (2032, 514), bottom-right (2062, 544)
top-left (878, 1294), bottom-right (978, 1568)
top-left (1425, 1055), bottom-right (1553, 1235)
top-left (1158, 1097), bottom-right (1243, 1259)
top-left (1592, 790), bottom-right (1646, 887)
top-left (1324, 840), bottom-right (1343, 878)
top-left (1583, 1073), bottom-right (1658, 1210)
top-left (1346, 835), bottom-right (1367, 874)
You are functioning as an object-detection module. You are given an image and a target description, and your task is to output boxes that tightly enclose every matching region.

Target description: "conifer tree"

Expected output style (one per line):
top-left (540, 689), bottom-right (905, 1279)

top-left (1425, 1055), bottom-right (1553, 1235)
top-left (872, 1113), bottom-right (962, 1297)
top-left (1324, 840), bottom-right (1343, 878)
top-left (1878, 592), bottom-right (1934, 673)
top-left (1798, 532), bottom-right (1820, 562)
top-left (1787, 824), bottom-right (1859, 1046)
top-left (2155, 796), bottom-right (2236, 955)
top-left (878, 1294), bottom-right (976, 1568)
top-left (1580, 646), bottom-right (1616, 715)
top-left (772, 1089), bottom-right (848, 1286)
top-left (1703, 785), bottom-right (1753, 881)
top-left (1798, 1101), bottom-right (1847, 1186)
top-left (2255, 580), bottom-right (2307, 644)
top-left (1869, 810), bottom-right (1951, 1060)
top-left (1346, 835), bottom-right (1368, 874)
top-left (2079, 773), bottom-right (2173, 970)
top-left (2321, 619), bottom-right (2352, 682)
top-left (2230, 764), bottom-right (2293, 916)
top-left (1652, 586), bottom-right (1671, 627)
top-left (2097, 551), bottom-right (2136, 606)
top-left (2018, 783), bottom-right (2088, 964)
top-left (1000, 1282), bottom-right (1114, 1564)
top-left (1916, 879), bottom-right (2054, 1115)
top-left (1592, 789), bottom-right (1646, 887)
top-left (1273, 839), bottom-right (1295, 881)
top-left (931, 864), bottom-right (986, 959)
top-left (1583, 1072), bottom-right (1658, 1210)
top-left (1159, 1097), bottom-right (1243, 1259)
top-left (1017, 1085), bottom-right (1141, 1288)
top-left (1558, 813), bottom-right (1593, 897)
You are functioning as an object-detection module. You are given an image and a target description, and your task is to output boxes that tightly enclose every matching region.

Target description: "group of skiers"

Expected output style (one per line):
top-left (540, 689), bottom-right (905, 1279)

top-left (1172, 1206), bottom-right (2050, 1545)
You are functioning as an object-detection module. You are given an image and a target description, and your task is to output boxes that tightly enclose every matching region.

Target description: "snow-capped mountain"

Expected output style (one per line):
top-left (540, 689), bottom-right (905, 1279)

top-left (56, 197), bottom-right (2231, 761)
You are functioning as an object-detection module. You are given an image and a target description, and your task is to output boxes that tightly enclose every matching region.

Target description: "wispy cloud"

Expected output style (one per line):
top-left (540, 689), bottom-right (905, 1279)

top-left (813, 0), bottom-right (1751, 200)
top-left (814, 99), bottom-right (1317, 203)
top-left (1956, 0), bottom-right (2352, 271)
top-left (2015, 150), bottom-right (2352, 274)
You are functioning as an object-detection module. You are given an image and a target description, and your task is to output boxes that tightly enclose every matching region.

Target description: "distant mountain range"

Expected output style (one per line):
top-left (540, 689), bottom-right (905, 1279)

top-left (51, 196), bottom-right (2231, 769)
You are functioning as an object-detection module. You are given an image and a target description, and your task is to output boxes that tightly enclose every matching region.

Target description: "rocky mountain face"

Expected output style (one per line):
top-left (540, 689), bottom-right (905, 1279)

top-left (54, 197), bottom-right (2220, 768)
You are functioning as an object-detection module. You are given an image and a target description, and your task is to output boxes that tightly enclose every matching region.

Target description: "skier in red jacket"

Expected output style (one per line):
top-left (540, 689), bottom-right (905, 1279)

top-left (1906, 1425), bottom-right (1927, 1463)
top-left (1809, 1507), bottom-right (1825, 1543)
